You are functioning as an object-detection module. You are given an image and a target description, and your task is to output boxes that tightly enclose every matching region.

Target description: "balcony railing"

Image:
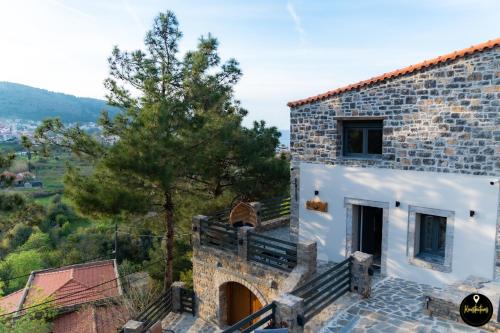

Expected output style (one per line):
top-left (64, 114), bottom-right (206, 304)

top-left (197, 196), bottom-right (295, 271)
top-left (200, 217), bottom-right (238, 253)
top-left (247, 232), bottom-right (297, 271)
top-left (260, 196), bottom-right (291, 221)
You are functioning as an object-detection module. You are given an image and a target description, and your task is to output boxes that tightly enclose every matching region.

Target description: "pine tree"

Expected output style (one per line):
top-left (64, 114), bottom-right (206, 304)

top-left (35, 11), bottom-right (289, 290)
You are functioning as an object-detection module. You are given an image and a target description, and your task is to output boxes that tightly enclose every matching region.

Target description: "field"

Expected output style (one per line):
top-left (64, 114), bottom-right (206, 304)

top-left (0, 142), bottom-right (93, 203)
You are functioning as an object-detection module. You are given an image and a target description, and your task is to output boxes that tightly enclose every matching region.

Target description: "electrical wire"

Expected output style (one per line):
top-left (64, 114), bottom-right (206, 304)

top-left (0, 252), bottom-right (114, 284)
top-left (0, 257), bottom-right (166, 319)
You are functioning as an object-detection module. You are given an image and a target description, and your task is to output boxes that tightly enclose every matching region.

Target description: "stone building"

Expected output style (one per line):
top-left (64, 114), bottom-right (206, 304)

top-left (288, 38), bottom-right (500, 287)
top-left (191, 201), bottom-right (318, 329)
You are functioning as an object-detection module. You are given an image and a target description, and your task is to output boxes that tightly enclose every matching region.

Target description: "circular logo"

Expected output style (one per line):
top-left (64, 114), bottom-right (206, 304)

top-left (459, 293), bottom-right (493, 327)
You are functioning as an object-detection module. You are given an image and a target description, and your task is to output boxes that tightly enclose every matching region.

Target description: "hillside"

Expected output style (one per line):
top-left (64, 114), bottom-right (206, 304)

top-left (0, 82), bottom-right (118, 123)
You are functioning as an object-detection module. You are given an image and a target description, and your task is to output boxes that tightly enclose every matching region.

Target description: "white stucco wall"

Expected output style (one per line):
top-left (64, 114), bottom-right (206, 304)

top-left (299, 162), bottom-right (499, 287)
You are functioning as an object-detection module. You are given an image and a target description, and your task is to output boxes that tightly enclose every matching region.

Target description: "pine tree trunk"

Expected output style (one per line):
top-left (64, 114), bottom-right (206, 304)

top-left (163, 191), bottom-right (174, 291)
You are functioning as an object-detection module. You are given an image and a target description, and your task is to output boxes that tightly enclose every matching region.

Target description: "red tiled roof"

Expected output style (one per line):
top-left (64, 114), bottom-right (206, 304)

top-left (287, 38), bottom-right (500, 107)
top-left (52, 304), bottom-right (129, 333)
top-left (0, 290), bottom-right (24, 314)
top-left (0, 260), bottom-right (120, 313)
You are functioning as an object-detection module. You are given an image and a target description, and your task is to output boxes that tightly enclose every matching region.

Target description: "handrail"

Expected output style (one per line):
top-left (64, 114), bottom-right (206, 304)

top-left (292, 258), bottom-right (351, 296)
top-left (247, 232), bottom-right (298, 272)
top-left (222, 302), bottom-right (276, 333)
top-left (291, 257), bottom-right (352, 322)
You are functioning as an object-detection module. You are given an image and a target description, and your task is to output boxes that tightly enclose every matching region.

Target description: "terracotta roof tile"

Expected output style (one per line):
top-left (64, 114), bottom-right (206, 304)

top-left (287, 38), bottom-right (500, 107)
top-left (0, 260), bottom-right (120, 313)
top-left (51, 304), bottom-right (129, 333)
top-left (0, 290), bottom-right (24, 313)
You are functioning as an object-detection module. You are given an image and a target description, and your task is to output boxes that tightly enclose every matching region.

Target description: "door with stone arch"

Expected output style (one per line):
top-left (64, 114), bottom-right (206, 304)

top-left (225, 282), bottom-right (263, 326)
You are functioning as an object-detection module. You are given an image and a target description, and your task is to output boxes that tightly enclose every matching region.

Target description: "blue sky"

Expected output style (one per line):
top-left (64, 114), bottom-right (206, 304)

top-left (0, 0), bottom-right (498, 129)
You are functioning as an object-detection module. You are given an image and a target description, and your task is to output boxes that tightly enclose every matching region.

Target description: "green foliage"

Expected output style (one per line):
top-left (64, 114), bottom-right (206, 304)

top-left (0, 81), bottom-right (119, 122)
top-left (0, 250), bottom-right (45, 293)
top-left (32, 10), bottom-right (289, 290)
top-left (0, 301), bottom-right (55, 333)
top-left (0, 193), bottom-right (25, 212)
top-left (4, 224), bottom-right (33, 251)
top-left (20, 231), bottom-right (51, 252)
top-left (180, 269), bottom-right (193, 289)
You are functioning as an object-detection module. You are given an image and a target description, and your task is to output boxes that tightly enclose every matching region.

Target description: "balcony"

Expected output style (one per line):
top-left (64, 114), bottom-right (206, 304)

top-left (193, 196), bottom-right (301, 272)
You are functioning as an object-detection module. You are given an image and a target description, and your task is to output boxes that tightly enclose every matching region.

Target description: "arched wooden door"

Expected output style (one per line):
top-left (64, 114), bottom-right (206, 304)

top-left (226, 282), bottom-right (263, 326)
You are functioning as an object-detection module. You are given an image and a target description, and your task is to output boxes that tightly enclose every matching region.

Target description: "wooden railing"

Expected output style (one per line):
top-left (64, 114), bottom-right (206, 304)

top-left (200, 217), bottom-right (238, 253)
top-left (260, 196), bottom-right (291, 221)
top-left (222, 302), bottom-right (276, 333)
top-left (118, 289), bottom-right (172, 333)
top-left (180, 288), bottom-right (195, 316)
top-left (292, 258), bottom-right (351, 322)
top-left (247, 232), bottom-right (297, 271)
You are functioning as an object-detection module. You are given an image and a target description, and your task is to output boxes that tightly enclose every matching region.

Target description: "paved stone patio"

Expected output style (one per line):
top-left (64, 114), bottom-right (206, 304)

top-left (162, 312), bottom-right (220, 333)
top-left (319, 277), bottom-right (490, 333)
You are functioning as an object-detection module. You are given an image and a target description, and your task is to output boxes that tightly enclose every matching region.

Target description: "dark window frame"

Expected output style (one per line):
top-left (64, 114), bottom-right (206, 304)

top-left (342, 121), bottom-right (383, 158)
top-left (418, 213), bottom-right (447, 262)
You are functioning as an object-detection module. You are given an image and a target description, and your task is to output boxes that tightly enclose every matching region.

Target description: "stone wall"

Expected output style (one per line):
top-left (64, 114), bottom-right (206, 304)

top-left (289, 46), bottom-right (499, 176)
top-left (191, 215), bottom-right (316, 327)
top-left (289, 46), bottom-right (500, 279)
top-left (426, 276), bottom-right (500, 332)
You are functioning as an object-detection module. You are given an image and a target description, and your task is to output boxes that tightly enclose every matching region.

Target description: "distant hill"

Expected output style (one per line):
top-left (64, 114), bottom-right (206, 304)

top-left (0, 82), bottom-right (119, 123)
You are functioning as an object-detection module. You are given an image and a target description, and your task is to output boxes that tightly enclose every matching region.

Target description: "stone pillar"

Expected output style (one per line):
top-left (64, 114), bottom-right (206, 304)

top-left (290, 161), bottom-right (300, 242)
top-left (350, 251), bottom-right (373, 298)
top-left (297, 240), bottom-right (317, 278)
top-left (192, 215), bottom-right (207, 251)
top-left (274, 293), bottom-right (305, 333)
top-left (122, 320), bottom-right (144, 333)
top-left (171, 281), bottom-right (186, 312)
top-left (249, 201), bottom-right (262, 230)
top-left (237, 226), bottom-right (254, 260)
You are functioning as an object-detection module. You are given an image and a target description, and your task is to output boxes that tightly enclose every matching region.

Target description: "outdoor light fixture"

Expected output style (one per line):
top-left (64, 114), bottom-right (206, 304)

top-left (395, 201), bottom-right (401, 207)
top-left (490, 179), bottom-right (499, 185)
top-left (314, 190), bottom-right (319, 195)
top-left (470, 210), bottom-right (475, 218)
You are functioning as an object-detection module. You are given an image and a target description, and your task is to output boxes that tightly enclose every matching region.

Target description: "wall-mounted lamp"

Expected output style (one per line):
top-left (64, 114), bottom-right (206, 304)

top-left (395, 201), bottom-right (401, 207)
top-left (314, 190), bottom-right (319, 196)
top-left (490, 179), bottom-right (499, 186)
top-left (469, 210), bottom-right (475, 218)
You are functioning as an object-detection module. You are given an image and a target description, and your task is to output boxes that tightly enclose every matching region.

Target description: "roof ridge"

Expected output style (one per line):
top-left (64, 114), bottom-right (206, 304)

top-left (31, 259), bottom-right (114, 276)
top-left (287, 38), bottom-right (500, 107)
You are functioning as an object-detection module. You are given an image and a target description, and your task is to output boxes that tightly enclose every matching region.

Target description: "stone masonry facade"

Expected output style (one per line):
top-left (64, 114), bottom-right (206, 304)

top-left (191, 215), bottom-right (317, 329)
top-left (289, 45), bottom-right (500, 279)
top-left (289, 46), bottom-right (499, 176)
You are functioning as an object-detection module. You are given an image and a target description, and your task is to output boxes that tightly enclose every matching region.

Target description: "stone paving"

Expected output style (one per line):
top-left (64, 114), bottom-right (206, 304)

top-left (319, 277), bottom-right (490, 333)
top-left (162, 311), bottom-right (220, 333)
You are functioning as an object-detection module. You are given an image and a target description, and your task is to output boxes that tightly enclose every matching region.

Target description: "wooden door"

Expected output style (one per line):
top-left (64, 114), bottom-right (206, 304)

top-left (227, 282), bottom-right (262, 326)
top-left (360, 206), bottom-right (383, 256)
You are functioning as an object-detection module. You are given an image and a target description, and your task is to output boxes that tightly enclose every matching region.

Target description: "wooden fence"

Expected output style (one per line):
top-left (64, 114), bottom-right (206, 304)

top-left (260, 196), bottom-right (291, 221)
top-left (200, 217), bottom-right (238, 253)
top-left (117, 289), bottom-right (172, 333)
top-left (247, 232), bottom-right (297, 271)
top-left (221, 302), bottom-right (276, 333)
top-left (180, 288), bottom-right (195, 316)
top-left (292, 258), bottom-right (351, 322)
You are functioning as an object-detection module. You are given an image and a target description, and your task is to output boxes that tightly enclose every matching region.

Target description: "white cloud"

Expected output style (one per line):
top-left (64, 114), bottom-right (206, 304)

top-left (286, 1), bottom-right (306, 44)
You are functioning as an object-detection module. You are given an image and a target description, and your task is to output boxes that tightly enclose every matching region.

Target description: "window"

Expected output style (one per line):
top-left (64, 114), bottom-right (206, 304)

top-left (417, 214), bottom-right (446, 263)
top-left (407, 206), bottom-right (454, 272)
top-left (343, 121), bottom-right (383, 157)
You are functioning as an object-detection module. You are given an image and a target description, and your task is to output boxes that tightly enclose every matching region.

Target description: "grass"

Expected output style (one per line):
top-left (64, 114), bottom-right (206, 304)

top-left (1, 143), bottom-right (93, 192)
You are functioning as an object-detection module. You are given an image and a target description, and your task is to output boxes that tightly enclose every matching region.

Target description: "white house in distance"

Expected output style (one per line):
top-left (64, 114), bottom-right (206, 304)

top-left (287, 38), bottom-right (500, 287)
